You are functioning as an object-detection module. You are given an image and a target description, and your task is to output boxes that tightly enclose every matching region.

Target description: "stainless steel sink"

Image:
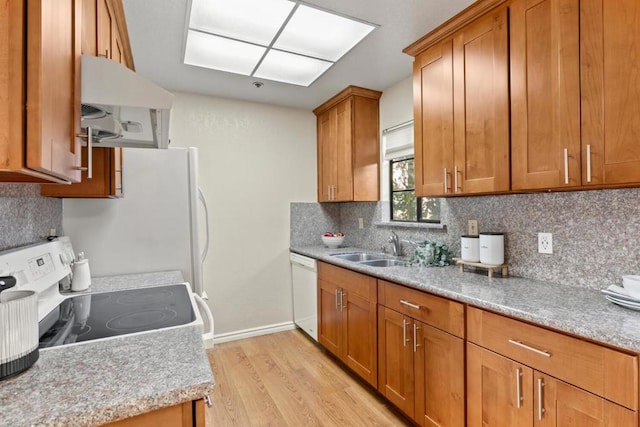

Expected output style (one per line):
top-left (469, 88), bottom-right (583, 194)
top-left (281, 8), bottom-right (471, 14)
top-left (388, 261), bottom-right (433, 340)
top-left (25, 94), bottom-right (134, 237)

top-left (331, 252), bottom-right (389, 262)
top-left (358, 259), bottom-right (409, 267)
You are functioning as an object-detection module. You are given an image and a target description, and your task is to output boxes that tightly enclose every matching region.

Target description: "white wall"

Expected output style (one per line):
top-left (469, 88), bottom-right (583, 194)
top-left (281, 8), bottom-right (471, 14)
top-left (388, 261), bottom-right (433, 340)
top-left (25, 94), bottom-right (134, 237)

top-left (379, 77), bottom-right (413, 201)
top-left (169, 92), bottom-right (317, 337)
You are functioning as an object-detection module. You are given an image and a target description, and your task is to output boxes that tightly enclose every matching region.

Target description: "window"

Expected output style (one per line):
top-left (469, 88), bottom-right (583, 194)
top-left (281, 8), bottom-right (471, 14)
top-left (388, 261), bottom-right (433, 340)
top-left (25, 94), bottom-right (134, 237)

top-left (390, 157), bottom-right (440, 222)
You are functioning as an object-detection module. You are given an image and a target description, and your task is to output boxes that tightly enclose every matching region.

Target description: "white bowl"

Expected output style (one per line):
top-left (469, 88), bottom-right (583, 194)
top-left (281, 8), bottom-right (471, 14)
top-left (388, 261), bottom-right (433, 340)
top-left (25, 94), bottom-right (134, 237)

top-left (321, 235), bottom-right (345, 249)
top-left (622, 275), bottom-right (640, 299)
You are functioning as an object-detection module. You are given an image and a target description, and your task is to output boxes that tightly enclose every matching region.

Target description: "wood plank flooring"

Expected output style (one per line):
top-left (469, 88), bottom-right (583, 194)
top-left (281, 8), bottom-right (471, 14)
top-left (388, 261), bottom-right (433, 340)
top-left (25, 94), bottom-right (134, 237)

top-left (205, 329), bottom-right (412, 426)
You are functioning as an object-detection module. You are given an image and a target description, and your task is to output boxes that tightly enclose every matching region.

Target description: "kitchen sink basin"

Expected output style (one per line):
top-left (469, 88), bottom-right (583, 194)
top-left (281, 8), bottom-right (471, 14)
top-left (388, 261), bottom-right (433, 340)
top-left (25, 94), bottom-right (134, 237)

top-left (331, 252), bottom-right (389, 262)
top-left (358, 259), bottom-right (409, 267)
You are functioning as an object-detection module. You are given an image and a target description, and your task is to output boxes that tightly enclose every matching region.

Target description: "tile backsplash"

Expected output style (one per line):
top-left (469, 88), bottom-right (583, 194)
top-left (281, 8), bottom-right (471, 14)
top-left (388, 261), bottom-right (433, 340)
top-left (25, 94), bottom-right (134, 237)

top-left (291, 188), bottom-right (640, 290)
top-left (0, 184), bottom-right (62, 251)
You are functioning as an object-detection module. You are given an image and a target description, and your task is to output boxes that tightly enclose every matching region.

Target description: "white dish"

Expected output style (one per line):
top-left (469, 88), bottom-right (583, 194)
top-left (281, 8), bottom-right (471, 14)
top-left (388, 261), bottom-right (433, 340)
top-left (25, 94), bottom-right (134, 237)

top-left (321, 235), bottom-right (344, 249)
top-left (622, 275), bottom-right (640, 299)
top-left (601, 285), bottom-right (640, 303)
top-left (605, 295), bottom-right (640, 311)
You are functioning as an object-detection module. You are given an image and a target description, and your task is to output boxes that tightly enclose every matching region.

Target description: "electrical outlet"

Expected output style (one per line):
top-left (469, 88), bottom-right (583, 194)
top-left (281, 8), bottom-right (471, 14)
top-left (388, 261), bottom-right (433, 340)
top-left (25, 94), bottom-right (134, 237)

top-left (468, 220), bottom-right (478, 235)
top-left (358, 218), bottom-right (364, 229)
top-left (538, 232), bottom-right (553, 254)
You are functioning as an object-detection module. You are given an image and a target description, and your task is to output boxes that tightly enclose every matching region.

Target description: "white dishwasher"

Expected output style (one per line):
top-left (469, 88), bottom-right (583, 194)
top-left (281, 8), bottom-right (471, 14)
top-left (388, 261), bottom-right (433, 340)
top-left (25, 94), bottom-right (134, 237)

top-left (290, 252), bottom-right (318, 341)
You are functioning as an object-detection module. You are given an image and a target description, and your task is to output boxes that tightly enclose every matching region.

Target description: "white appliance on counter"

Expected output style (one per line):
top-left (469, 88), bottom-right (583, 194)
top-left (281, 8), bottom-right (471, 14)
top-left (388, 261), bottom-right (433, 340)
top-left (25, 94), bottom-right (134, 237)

top-left (62, 147), bottom-right (214, 347)
top-left (290, 252), bottom-right (317, 341)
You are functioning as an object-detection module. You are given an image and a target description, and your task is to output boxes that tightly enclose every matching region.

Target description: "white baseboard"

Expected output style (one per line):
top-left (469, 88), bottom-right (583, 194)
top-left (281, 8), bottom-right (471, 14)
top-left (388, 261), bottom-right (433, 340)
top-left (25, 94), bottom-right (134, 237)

top-left (212, 321), bottom-right (296, 344)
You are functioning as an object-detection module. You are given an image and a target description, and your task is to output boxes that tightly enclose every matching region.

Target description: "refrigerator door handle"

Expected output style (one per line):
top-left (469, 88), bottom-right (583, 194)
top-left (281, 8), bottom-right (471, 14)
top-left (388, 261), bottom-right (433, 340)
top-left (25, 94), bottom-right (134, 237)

top-left (198, 186), bottom-right (210, 264)
top-left (194, 293), bottom-right (214, 347)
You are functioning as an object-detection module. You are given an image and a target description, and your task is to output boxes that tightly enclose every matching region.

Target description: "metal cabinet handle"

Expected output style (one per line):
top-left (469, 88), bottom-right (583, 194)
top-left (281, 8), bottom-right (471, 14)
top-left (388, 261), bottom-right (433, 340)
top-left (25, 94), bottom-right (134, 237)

top-left (586, 144), bottom-right (592, 183)
top-left (508, 339), bottom-right (551, 357)
top-left (74, 127), bottom-right (93, 179)
top-left (340, 291), bottom-right (346, 311)
top-left (537, 377), bottom-right (545, 420)
top-left (516, 368), bottom-right (523, 409)
top-left (412, 323), bottom-right (420, 353)
top-left (563, 148), bottom-right (569, 184)
top-left (400, 299), bottom-right (421, 310)
top-left (454, 166), bottom-right (462, 192)
top-left (204, 395), bottom-right (212, 408)
top-left (443, 168), bottom-right (449, 193)
top-left (335, 288), bottom-right (340, 309)
top-left (403, 319), bottom-right (409, 347)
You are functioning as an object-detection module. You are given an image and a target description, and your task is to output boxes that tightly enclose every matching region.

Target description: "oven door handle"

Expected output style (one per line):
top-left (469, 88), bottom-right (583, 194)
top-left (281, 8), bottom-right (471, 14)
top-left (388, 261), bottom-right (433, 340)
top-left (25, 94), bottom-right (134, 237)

top-left (193, 293), bottom-right (214, 348)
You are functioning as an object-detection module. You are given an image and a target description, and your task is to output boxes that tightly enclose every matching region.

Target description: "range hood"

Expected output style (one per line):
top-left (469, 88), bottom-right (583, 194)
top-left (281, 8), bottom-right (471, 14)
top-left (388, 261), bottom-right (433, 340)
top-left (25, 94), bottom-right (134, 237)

top-left (80, 55), bottom-right (174, 149)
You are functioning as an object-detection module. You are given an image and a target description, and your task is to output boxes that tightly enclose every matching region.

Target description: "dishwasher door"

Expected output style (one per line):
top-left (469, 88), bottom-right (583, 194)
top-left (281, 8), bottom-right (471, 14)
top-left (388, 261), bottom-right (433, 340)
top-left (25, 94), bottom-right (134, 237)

top-left (290, 252), bottom-right (318, 341)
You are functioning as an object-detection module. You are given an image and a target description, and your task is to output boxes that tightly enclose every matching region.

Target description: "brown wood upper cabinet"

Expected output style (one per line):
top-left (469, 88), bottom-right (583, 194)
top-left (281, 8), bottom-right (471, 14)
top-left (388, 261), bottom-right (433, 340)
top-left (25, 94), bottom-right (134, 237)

top-left (0, 0), bottom-right (82, 184)
top-left (313, 86), bottom-right (381, 202)
top-left (409, 5), bottom-right (510, 197)
top-left (317, 262), bottom-right (378, 387)
top-left (41, 0), bottom-right (132, 198)
top-left (512, 0), bottom-right (640, 191)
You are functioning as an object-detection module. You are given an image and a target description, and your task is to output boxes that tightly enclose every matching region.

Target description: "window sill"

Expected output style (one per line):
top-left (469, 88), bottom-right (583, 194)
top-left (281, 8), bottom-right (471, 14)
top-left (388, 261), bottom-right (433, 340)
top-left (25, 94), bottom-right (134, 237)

top-left (374, 221), bottom-right (447, 230)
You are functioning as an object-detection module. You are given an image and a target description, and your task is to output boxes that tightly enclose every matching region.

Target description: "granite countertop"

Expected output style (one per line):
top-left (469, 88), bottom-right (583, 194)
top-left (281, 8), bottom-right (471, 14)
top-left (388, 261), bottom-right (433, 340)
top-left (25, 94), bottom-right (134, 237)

top-left (0, 271), bottom-right (215, 427)
top-left (292, 246), bottom-right (640, 354)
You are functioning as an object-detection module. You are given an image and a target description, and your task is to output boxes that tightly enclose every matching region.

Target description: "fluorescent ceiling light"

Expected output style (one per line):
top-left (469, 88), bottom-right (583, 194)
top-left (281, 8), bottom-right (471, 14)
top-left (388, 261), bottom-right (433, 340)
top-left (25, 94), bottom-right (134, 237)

top-left (185, 0), bottom-right (377, 86)
top-left (254, 50), bottom-right (332, 86)
top-left (184, 30), bottom-right (266, 76)
top-left (189, 0), bottom-right (294, 46)
top-left (274, 5), bottom-right (375, 62)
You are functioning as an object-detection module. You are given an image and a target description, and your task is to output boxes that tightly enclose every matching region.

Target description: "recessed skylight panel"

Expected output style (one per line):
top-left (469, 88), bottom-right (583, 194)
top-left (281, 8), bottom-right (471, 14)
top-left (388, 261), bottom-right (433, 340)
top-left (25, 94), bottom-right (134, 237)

top-left (273, 5), bottom-right (375, 62)
top-left (184, 30), bottom-right (266, 75)
top-left (254, 50), bottom-right (332, 86)
top-left (189, 0), bottom-right (295, 45)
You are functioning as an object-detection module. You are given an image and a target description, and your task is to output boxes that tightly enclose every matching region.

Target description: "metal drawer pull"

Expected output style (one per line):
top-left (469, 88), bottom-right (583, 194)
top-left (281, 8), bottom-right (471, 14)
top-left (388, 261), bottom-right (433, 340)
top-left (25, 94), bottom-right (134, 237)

top-left (563, 148), bottom-right (569, 184)
top-left (399, 299), bottom-right (421, 310)
top-left (537, 378), bottom-right (545, 420)
top-left (335, 289), bottom-right (340, 309)
top-left (403, 319), bottom-right (409, 347)
top-left (586, 144), bottom-right (592, 183)
top-left (413, 323), bottom-right (420, 353)
top-left (508, 339), bottom-right (551, 357)
top-left (204, 395), bottom-right (212, 408)
top-left (516, 368), bottom-right (523, 408)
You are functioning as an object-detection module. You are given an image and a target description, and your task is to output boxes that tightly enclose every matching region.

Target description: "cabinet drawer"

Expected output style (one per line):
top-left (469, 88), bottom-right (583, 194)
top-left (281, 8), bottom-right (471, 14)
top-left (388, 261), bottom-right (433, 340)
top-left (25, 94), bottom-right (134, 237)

top-left (318, 262), bottom-right (376, 300)
top-left (378, 281), bottom-right (464, 338)
top-left (467, 306), bottom-right (638, 410)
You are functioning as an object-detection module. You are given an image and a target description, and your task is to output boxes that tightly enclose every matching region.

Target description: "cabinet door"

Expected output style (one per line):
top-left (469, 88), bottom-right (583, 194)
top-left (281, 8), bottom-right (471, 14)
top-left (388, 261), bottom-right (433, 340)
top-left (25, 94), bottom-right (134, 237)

top-left (342, 278), bottom-right (377, 387)
top-left (378, 306), bottom-right (415, 418)
top-left (534, 373), bottom-right (637, 427)
top-left (510, 0), bottom-right (581, 190)
top-left (26, 0), bottom-right (82, 183)
top-left (415, 322), bottom-right (465, 427)
top-left (317, 278), bottom-right (341, 357)
top-left (581, 0), bottom-right (640, 186)
top-left (317, 109), bottom-right (335, 202)
top-left (334, 98), bottom-right (354, 201)
top-left (452, 6), bottom-right (509, 194)
top-left (413, 40), bottom-right (454, 197)
top-left (97, 0), bottom-right (114, 59)
top-left (467, 343), bottom-right (533, 427)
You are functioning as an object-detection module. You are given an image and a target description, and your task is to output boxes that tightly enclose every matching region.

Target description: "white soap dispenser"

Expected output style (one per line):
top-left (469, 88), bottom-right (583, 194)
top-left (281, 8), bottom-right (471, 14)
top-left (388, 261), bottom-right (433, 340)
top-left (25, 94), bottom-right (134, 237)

top-left (71, 252), bottom-right (91, 292)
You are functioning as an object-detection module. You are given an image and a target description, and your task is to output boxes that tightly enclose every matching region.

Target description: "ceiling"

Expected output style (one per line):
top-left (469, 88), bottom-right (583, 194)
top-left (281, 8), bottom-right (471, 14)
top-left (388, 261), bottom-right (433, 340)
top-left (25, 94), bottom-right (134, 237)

top-left (122, 0), bottom-right (475, 110)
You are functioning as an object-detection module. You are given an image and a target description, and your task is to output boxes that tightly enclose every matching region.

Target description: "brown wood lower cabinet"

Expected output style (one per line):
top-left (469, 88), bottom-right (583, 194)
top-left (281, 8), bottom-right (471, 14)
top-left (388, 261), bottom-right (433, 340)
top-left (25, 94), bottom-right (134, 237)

top-left (467, 307), bottom-right (638, 427)
top-left (377, 281), bottom-right (465, 426)
top-left (104, 399), bottom-right (204, 427)
top-left (317, 262), bottom-right (377, 387)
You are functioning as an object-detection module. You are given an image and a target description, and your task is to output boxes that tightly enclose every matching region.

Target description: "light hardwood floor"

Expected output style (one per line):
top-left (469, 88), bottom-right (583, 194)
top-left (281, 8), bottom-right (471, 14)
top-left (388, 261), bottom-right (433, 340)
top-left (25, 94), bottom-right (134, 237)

top-left (205, 329), bottom-right (412, 426)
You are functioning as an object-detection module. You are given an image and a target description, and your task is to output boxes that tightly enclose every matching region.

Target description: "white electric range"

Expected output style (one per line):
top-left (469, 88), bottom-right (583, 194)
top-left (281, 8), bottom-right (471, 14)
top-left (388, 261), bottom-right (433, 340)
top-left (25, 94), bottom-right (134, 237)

top-left (0, 237), bottom-right (204, 350)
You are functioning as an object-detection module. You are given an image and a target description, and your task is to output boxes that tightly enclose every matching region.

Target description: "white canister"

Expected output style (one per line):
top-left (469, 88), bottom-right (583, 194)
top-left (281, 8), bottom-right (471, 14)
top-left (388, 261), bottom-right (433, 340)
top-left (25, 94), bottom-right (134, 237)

top-left (0, 290), bottom-right (39, 380)
top-left (479, 232), bottom-right (505, 265)
top-left (72, 259), bottom-right (92, 292)
top-left (460, 235), bottom-right (480, 262)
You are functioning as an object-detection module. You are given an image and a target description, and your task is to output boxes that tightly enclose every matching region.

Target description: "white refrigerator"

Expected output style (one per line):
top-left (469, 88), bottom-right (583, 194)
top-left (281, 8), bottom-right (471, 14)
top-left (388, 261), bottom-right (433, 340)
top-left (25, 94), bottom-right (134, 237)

top-left (62, 147), bottom-right (214, 346)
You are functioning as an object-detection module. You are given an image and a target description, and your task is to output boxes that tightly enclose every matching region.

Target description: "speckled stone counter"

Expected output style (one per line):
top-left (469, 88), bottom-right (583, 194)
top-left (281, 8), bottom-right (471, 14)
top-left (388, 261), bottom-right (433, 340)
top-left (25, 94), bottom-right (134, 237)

top-left (291, 245), bottom-right (640, 354)
top-left (0, 271), bottom-right (215, 427)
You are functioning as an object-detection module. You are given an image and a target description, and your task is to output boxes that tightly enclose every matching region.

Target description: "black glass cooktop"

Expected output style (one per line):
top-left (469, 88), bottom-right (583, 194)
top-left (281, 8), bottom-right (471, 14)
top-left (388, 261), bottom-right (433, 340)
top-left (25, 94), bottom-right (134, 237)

top-left (39, 284), bottom-right (195, 348)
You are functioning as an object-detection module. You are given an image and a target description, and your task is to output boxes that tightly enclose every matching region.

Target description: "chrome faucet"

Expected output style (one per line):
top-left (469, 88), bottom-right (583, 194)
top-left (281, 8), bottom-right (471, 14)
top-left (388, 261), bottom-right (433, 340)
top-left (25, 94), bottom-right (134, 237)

top-left (388, 231), bottom-right (401, 256)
